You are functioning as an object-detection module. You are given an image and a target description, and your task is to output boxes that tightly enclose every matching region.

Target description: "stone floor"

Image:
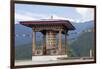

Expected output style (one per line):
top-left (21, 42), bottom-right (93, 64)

top-left (15, 57), bottom-right (94, 66)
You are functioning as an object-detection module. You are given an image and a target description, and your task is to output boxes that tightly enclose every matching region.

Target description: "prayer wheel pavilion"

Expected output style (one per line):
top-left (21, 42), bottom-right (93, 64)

top-left (20, 19), bottom-right (75, 61)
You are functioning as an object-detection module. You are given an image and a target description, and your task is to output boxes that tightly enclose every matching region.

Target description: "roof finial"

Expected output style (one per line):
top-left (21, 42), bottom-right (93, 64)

top-left (51, 15), bottom-right (53, 19)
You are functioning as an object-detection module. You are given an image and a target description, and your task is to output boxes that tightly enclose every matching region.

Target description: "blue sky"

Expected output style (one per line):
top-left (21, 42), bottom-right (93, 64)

top-left (15, 4), bottom-right (94, 24)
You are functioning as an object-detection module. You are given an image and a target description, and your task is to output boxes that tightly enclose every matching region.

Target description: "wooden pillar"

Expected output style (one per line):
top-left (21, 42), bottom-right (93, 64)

top-left (58, 30), bottom-right (62, 54)
top-left (32, 29), bottom-right (36, 56)
top-left (42, 32), bottom-right (47, 55)
top-left (65, 31), bottom-right (67, 54)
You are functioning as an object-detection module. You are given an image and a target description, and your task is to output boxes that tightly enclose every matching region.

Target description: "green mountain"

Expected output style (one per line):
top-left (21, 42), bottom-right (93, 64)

top-left (68, 30), bottom-right (94, 57)
top-left (15, 43), bottom-right (32, 60)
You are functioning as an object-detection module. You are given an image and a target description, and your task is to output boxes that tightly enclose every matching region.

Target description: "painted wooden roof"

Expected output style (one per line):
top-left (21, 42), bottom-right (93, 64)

top-left (20, 19), bottom-right (75, 30)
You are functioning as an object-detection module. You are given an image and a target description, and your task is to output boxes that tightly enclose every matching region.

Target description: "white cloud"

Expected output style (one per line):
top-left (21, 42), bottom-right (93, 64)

top-left (15, 13), bottom-right (38, 24)
top-left (15, 11), bottom-right (76, 24)
top-left (49, 14), bottom-right (67, 20)
top-left (15, 13), bottom-right (36, 24)
top-left (75, 7), bottom-right (94, 22)
top-left (76, 8), bottom-right (88, 15)
top-left (15, 11), bottom-right (85, 24)
top-left (25, 12), bottom-right (48, 18)
top-left (15, 12), bottom-right (49, 24)
top-left (46, 14), bottom-right (76, 22)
